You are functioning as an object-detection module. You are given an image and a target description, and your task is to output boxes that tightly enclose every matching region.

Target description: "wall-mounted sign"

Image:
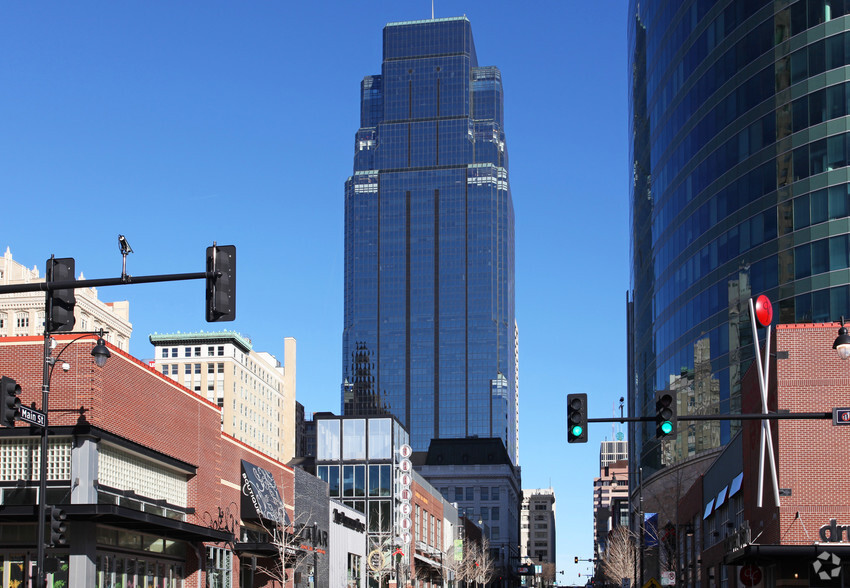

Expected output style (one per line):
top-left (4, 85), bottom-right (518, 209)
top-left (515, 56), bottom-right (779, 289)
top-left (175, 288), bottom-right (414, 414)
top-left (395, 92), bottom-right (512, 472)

top-left (240, 460), bottom-right (287, 525)
top-left (333, 508), bottom-right (365, 533)
top-left (399, 444), bottom-right (412, 458)
top-left (820, 519), bottom-right (850, 542)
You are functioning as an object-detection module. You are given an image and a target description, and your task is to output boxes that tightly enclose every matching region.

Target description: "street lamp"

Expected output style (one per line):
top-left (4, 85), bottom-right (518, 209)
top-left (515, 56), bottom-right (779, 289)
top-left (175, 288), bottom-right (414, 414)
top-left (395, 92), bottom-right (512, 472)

top-left (36, 329), bottom-right (110, 588)
top-left (834, 317), bottom-right (850, 359)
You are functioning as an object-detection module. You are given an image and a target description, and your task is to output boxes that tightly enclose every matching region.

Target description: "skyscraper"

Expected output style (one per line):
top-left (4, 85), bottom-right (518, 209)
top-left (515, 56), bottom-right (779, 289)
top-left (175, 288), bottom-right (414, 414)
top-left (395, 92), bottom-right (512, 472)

top-left (342, 17), bottom-right (517, 464)
top-left (628, 1), bottom-right (850, 480)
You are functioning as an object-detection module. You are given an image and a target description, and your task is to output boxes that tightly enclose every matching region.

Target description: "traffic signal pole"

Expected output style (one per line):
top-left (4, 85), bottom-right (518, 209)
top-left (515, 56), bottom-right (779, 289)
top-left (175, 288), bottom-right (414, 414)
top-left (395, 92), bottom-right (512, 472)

top-left (0, 244), bottom-right (236, 588)
top-left (587, 412), bottom-right (832, 423)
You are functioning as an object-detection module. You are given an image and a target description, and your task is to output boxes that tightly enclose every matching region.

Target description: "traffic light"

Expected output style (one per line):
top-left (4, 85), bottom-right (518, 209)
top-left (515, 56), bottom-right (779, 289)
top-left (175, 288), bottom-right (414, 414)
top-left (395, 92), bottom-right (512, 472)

top-left (205, 245), bottom-right (236, 322)
top-left (0, 376), bottom-right (21, 427)
top-left (655, 391), bottom-right (677, 439)
top-left (46, 257), bottom-right (76, 332)
top-left (567, 393), bottom-right (588, 443)
top-left (50, 506), bottom-right (68, 545)
top-left (575, 556), bottom-right (579, 564)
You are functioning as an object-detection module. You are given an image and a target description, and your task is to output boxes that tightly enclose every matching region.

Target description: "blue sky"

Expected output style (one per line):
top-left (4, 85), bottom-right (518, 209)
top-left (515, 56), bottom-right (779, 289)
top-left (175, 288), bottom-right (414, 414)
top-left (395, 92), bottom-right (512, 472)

top-left (1, 2), bottom-right (627, 582)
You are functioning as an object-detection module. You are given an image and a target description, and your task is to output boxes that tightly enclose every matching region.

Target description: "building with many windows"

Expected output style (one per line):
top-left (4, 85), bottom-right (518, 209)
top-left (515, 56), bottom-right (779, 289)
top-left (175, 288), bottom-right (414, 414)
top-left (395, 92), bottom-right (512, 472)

top-left (520, 489), bottom-right (556, 582)
top-left (312, 413), bottom-right (458, 586)
top-left (419, 437), bottom-right (521, 586)
top-left (592, 460), bottom-right (629, 560)
top-left (0, 247), bottom-right (132, 350)
top-left (150, 332), bottom-right (296, 463)
top-left (341, 16), bottom-right (518, 465)
top-left (627, 0), bottom-right (850, 539)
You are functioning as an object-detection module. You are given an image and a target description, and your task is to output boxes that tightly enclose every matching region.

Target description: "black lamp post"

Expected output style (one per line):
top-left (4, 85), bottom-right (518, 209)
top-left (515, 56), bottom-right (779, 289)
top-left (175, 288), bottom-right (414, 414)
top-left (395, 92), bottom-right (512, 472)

top-left (36, 329), bottom-right (110, 588)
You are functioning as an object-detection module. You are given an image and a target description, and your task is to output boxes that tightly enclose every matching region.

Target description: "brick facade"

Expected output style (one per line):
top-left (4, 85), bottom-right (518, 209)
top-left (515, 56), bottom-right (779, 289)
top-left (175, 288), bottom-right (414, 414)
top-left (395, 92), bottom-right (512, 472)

top-left (0, 335), bottom-right (295, 588)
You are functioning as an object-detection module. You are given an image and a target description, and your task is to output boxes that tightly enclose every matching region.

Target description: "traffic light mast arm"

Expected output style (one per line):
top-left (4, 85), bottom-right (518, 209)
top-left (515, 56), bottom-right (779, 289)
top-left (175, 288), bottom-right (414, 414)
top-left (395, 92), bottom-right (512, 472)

top-left (587, 412), bottom-right (832, 423)
top-left (0, 271), bottom-right (208, 295)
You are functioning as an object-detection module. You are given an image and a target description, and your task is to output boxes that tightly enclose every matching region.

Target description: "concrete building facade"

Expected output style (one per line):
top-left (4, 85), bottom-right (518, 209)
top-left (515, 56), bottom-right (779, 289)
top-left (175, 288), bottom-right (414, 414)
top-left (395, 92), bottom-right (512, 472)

top-left (150, 331), bottom-right (296, 463)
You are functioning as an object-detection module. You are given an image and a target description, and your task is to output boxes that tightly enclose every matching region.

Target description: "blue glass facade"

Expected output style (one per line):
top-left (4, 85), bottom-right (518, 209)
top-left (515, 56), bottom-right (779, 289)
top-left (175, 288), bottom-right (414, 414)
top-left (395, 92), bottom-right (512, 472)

top-left (342, 17), bottom-right (517, 465)
top-left (629, 0), bottom-right (850, 477)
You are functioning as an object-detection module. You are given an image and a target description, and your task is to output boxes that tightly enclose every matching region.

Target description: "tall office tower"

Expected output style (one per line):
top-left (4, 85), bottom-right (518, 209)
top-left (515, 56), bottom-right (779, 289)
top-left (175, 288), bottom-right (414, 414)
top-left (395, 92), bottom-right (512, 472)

top-left (342, 17), bottom-right (517, 463)
top-left (628, 1), bottom-right (850, 483)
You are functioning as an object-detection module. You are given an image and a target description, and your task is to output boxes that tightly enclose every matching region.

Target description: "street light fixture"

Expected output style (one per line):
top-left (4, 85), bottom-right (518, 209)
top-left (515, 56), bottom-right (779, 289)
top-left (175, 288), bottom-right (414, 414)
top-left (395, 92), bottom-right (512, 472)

top-left (90, 335), bottom-right (111, 367)
top-left (36, 329), bottom-right (110, 588)
top-left (834, 317), bottom-right (850, 360)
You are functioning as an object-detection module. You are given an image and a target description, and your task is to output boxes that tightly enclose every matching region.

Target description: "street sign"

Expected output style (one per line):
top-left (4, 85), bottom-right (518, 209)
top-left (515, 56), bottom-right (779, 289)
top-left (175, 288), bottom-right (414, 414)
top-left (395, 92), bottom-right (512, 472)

top-left (642, 579), bottom-right (661, 588)
top-left (660, 571), bottom-right (675, 586)
top-left (833, 408), bottom-right (850, 425)
top-left (19, 406), bottom-right (46, 427)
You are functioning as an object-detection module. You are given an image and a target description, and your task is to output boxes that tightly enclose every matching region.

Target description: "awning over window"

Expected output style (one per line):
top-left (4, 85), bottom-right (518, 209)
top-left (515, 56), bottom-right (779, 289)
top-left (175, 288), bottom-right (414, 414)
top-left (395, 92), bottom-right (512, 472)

top-left (729, 472), bottom-right (744, 497)
top-left (703, 498), bottom-right (715, 520)
top-left (715, 485), bottom-right (728, 509)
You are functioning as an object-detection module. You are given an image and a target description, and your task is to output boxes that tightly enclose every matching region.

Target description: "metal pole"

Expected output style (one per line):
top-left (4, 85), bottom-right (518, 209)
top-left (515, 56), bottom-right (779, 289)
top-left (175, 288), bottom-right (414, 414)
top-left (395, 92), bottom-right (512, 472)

top-left (36, 303), bottom-right (51, 588)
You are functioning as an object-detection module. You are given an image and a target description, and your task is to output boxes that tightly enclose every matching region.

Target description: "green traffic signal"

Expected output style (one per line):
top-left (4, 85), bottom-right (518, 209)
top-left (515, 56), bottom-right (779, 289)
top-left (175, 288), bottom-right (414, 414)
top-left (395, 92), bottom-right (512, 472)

top-left (660, 421), bottom-right (673, 435)
top-left (571, 424), bottom-right (584, 437)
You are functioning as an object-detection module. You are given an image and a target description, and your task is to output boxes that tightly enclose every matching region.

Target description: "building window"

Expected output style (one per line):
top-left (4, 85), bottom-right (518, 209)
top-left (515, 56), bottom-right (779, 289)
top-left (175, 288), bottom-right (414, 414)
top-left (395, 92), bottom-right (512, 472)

top-left (209, 363), bottom-right (215, 374)
top-left (15, 315), bottom-right (28, 329)
top-left (185, 365), bottom-right (191, 375)
top-left (367, 418), bottom-right (391, 459)
top-left (481, 487), bottom-right (489, 501)
top-left (342, 464), bottom-right (365, 497)
top-left (162, 348), bottom-right (169, 358)
top-left (492, 506), bottom-right (500, 520)
top-left (455, 487), bottom-right (463, 502)
top-left (347, 553), bottom-right (361, 587)
top-left (171, 365), bottom-right (178, 375)
top-left (317, 420), bottom-right (341, 460)
top-left (368, 500), bottom-right (391, 533)
top-left (218, 363), bottom-right (224, 374)
top-left (207, 546), bottom-right (232, 587)
top-left (218, 346), bottom-right (224, 356)
top-left (161, 365), bottom-right (168, 374)
top-left (369, 464), bottom-right (391, 497)
top-left (465, 487), bottom-right (474, 501)
top-left (195, 364), bottom-right (201, 374)
top-left (194, 347), bottom-right (201, 357)
top-left (208, 346), bottom-right (215, 357)
top-left (492, 487), bottom-right (500, 500)
top-left (342, 419), bottom-right (366, 459)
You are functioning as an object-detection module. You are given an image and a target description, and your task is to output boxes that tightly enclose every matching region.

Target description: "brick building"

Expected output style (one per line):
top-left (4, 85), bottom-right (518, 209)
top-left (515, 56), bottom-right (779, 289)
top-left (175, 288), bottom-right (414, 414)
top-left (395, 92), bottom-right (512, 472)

top-left (668, 322), bottom-right (850, 587)
top-left (0, 334), bottom-right (297, 587)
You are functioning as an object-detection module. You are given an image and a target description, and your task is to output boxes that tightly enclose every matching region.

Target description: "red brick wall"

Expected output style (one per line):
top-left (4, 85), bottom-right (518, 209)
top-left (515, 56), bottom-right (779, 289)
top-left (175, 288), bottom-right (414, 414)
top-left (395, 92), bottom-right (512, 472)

top-left (0, 336), bottom-right (294, 587)
top-left (772, 323), bottom-right (850, 545)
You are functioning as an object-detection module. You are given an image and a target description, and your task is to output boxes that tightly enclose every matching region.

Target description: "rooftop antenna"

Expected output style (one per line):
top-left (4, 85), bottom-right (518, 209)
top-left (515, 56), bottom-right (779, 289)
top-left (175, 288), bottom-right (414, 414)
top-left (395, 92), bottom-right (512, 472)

top-left (431, 0), bottom-right (434, 19)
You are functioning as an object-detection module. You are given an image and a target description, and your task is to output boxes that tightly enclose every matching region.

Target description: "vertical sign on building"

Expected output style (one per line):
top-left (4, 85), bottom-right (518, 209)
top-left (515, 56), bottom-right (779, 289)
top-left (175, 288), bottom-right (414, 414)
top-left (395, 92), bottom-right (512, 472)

top-left (396, 444), bottom-right (413, 545)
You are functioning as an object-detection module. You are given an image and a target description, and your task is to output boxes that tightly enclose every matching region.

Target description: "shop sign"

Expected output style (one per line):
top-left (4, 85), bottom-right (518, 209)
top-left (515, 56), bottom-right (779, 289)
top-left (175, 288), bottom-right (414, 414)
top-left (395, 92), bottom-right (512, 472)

top-left (820, 519), bottom-right (850, 542)
top-left (240, 459), bottom-right (286, 524)
top-left (333, 508), bottom-right (365, 533)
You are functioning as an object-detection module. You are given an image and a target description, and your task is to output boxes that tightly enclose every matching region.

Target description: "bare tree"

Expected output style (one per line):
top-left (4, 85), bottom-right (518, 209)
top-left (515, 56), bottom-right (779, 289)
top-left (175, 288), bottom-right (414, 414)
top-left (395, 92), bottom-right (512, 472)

top-left (600, 526), bottom-right (637, 587)
top-left (365, 534), bottom-right (400, 588)
top-left (252, 504), bottom-right (315, 586)
top-left (540, 562), bottom-right (556, 587)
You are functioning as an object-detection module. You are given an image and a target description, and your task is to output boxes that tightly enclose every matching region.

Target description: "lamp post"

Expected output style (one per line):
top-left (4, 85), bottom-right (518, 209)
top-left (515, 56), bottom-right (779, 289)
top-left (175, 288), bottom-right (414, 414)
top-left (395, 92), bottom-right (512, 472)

top-left (35, 329), bottom-right (110, 588)
top-left (834, 317), bottom-right (850, 359)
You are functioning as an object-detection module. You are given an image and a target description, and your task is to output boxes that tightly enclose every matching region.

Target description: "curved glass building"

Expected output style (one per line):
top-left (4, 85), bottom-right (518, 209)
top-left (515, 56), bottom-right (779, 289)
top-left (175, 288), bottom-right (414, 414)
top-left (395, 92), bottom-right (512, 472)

top-left (629, 0), bottom-right (850, 476)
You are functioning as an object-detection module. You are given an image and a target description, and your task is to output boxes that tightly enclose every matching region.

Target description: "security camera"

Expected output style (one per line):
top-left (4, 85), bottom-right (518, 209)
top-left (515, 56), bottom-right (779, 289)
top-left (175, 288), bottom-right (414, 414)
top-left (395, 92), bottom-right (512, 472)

top-left (62, 362), bottom-right (71, 372)
top-left (118, 234), bottom-right (134, 255)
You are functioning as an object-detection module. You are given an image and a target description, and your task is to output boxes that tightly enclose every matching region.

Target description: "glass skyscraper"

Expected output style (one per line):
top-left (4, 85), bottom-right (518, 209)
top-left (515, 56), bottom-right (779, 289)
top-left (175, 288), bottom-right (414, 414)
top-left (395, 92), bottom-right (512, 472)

top-left (342, 17), bottom-right (517, 465)
top-left (629, 0), bottom-right (850, 477)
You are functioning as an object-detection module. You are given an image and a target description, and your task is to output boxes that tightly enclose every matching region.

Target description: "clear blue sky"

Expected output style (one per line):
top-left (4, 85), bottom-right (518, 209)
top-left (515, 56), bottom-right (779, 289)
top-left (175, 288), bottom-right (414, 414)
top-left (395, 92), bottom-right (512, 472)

top-left (1, 2), bottom-right (627, 582)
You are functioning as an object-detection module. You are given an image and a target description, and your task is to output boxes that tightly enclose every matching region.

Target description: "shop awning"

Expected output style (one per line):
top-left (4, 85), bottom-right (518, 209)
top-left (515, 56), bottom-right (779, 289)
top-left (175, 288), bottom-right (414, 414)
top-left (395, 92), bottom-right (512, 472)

top-left (0, 503), bottom-right (233, 543)
top-left (726, 543), bottom-right (850, 564)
